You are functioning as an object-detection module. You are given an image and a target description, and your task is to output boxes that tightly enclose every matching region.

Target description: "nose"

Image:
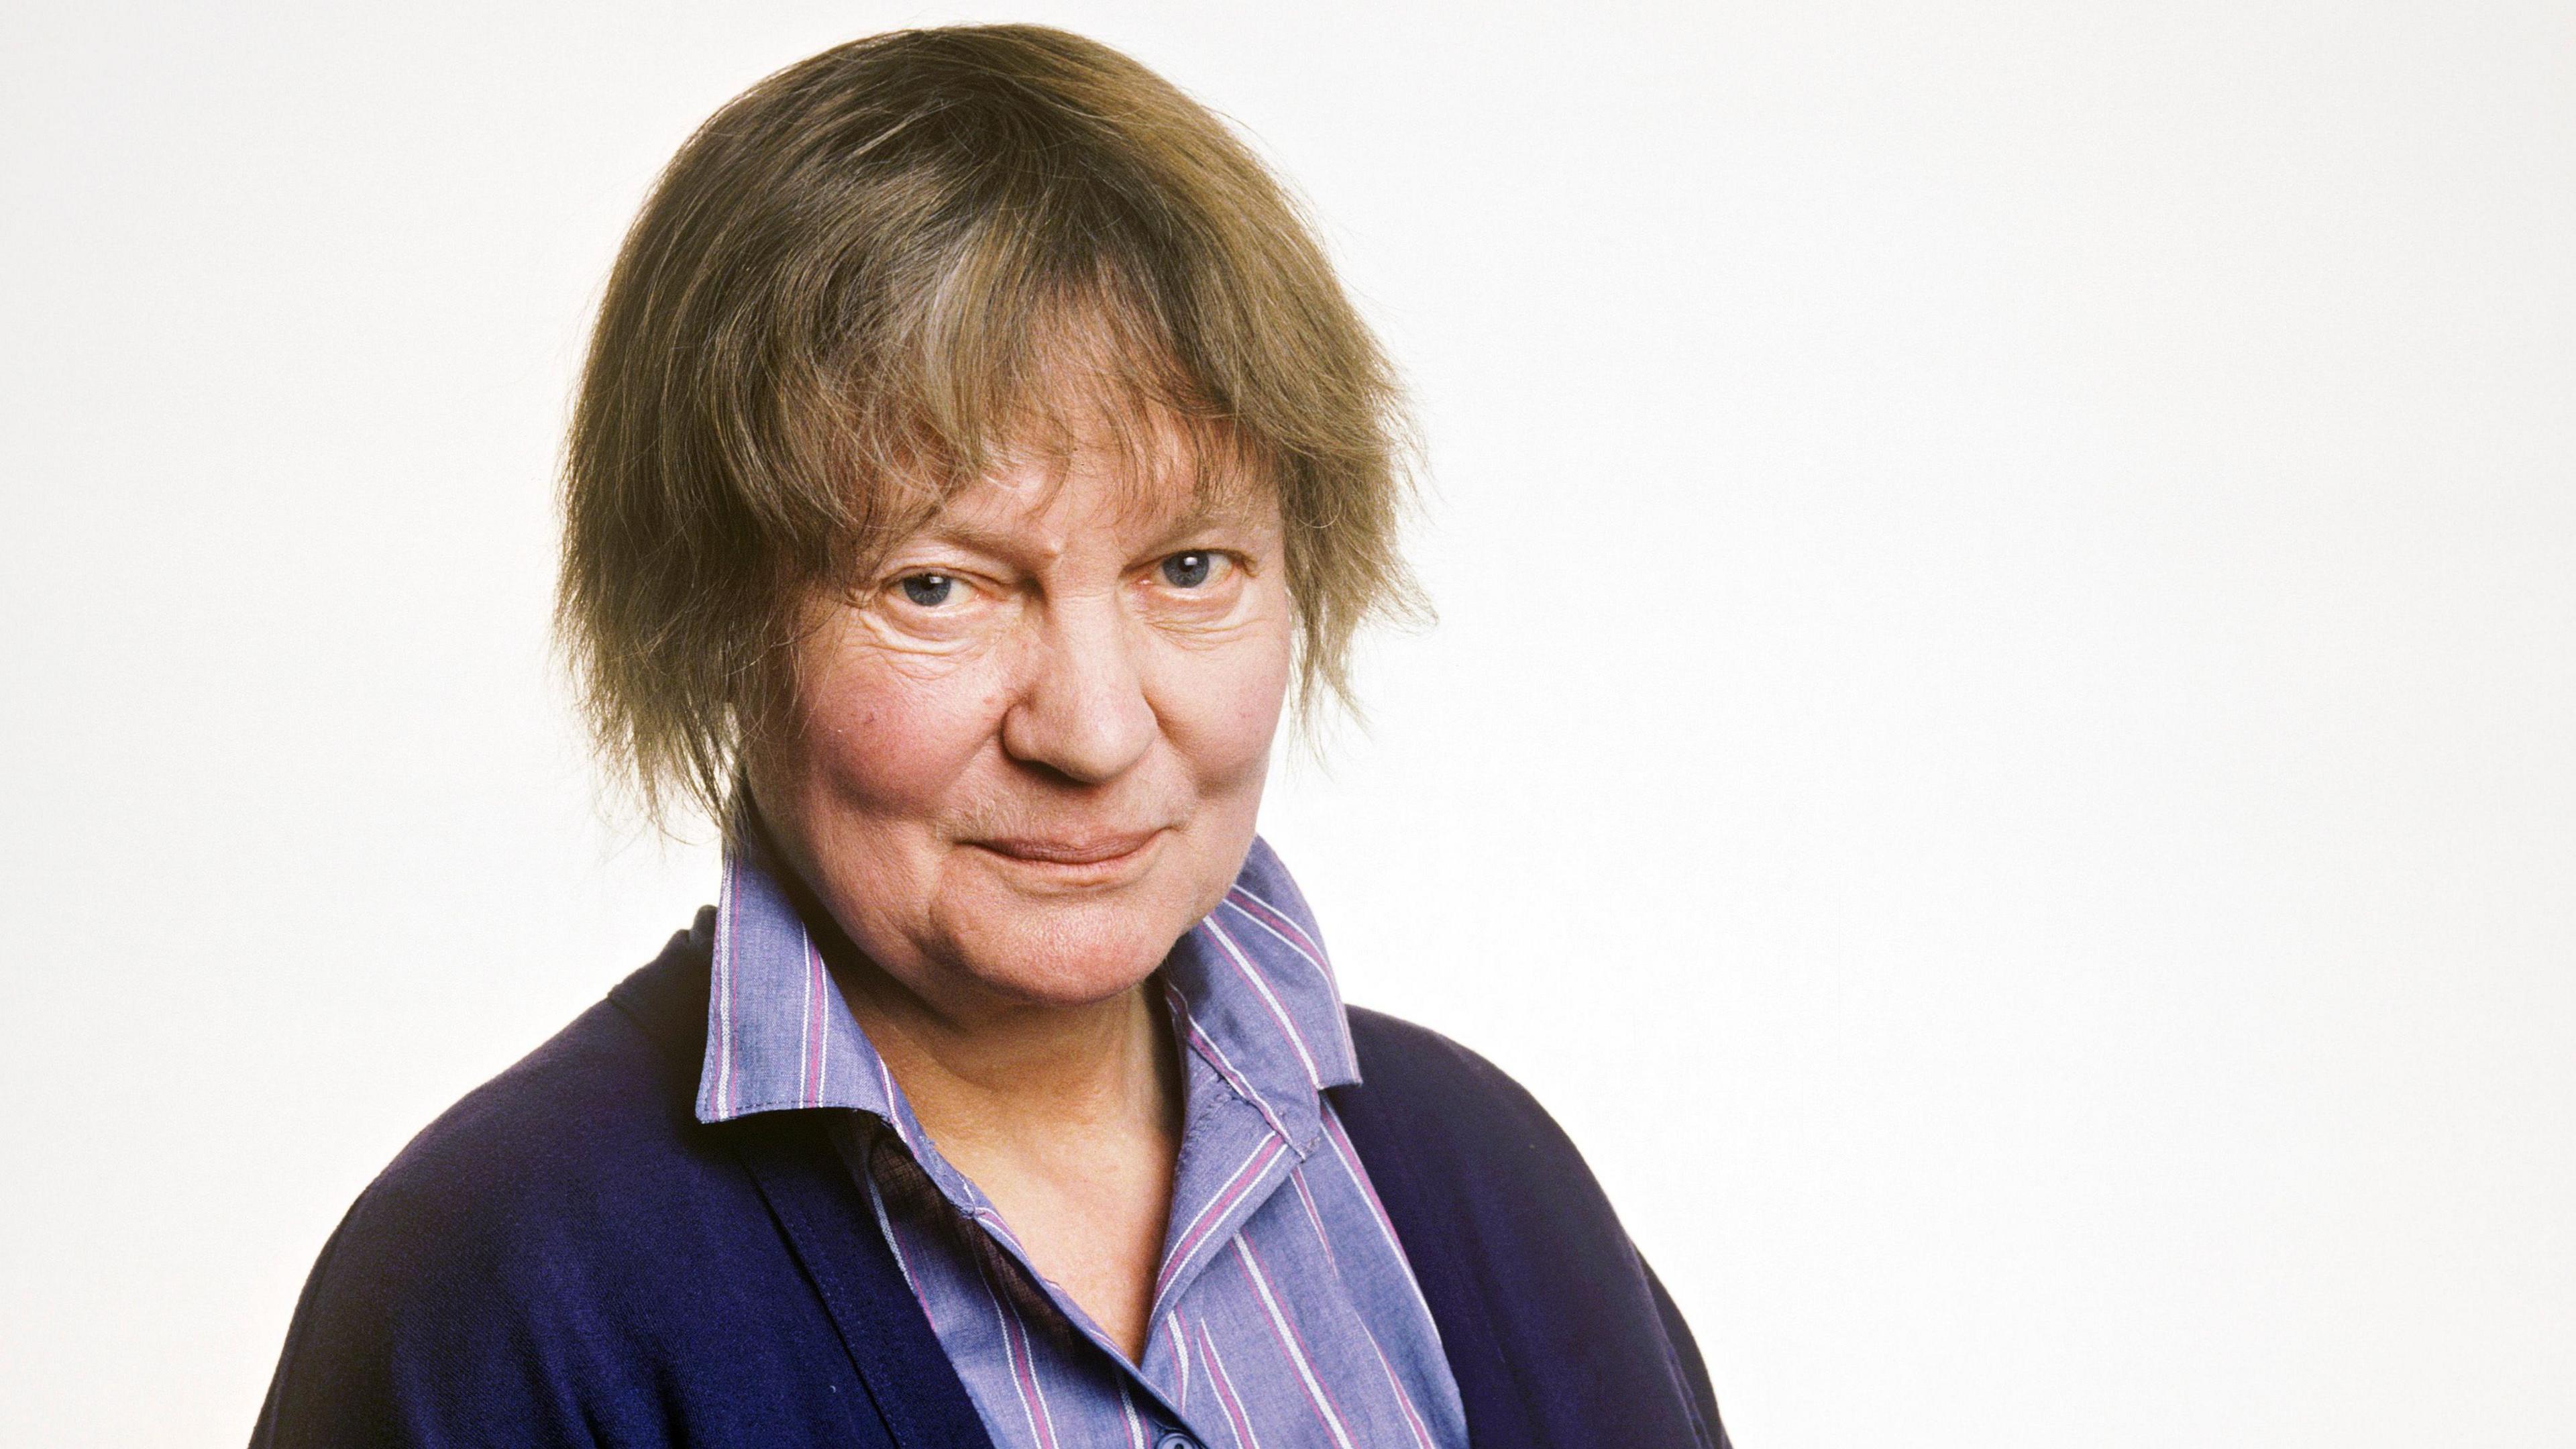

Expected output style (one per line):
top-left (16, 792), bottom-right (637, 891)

top-left (998, 597), bottom-right (1157, 784)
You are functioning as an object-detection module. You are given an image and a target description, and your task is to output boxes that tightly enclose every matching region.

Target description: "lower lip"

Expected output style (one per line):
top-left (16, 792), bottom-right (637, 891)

top-left (969, 833), bottom-right (1165, 884)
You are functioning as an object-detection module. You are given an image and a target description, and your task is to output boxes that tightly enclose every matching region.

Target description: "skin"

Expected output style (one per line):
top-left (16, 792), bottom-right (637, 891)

top-left (745, 413), bottom-right (1294, 1362)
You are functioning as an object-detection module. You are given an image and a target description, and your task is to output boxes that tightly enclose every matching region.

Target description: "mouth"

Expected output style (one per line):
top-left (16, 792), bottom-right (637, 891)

top-left (966, 827), bottom-right (1169, 877)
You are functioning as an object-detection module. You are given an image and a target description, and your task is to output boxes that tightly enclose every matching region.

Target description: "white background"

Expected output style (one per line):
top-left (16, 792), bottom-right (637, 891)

top-left (5, 2), bottom-right (2571, 1444)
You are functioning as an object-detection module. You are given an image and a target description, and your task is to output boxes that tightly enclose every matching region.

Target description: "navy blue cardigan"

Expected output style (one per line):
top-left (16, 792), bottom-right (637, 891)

top-left (253, 917), bottom-right (1728, 1448)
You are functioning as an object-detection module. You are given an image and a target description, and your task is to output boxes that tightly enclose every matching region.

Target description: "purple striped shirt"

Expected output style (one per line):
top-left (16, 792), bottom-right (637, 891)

top-left (696, 836), bottom-right (1469, 1449)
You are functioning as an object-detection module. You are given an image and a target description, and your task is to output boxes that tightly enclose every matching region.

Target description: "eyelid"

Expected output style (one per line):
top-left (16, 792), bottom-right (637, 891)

top-left (1149, 546), bottom-right (1247, 572)
top-left (881, 561), bottom-right (991, 590)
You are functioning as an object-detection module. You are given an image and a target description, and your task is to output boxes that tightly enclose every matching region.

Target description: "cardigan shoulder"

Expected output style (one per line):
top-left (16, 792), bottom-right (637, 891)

top-left (1338, 1006), bottom-right (1581, 1160)
top-left (1333, 1006), bottom-right (1731, 1449)
top-left (334, 941), bottom-right (716, 1267)
top-left (252, 922), bottom-right (885, 1448)
top-left (1334, 1006), bottom-right (1634, 1251)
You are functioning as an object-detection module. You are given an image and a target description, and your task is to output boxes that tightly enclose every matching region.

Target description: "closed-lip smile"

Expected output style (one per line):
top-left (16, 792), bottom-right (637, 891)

top-left (970, 829), bottom-right (1165, 867)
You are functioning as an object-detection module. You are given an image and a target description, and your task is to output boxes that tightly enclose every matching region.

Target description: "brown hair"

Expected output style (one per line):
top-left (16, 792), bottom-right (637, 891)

top-left (557, 23), bottom-right (1421, 828)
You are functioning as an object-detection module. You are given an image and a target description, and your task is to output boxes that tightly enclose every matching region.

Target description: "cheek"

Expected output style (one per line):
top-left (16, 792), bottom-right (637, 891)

top-left (793, 643), bottom-right (1006, 822)
top-left (1159, 610), bottom-right (1295, 790)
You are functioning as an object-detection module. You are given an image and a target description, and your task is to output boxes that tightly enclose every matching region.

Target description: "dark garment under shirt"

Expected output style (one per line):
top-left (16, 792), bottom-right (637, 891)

top-left (250, 913), bottom-right (1731, 1448)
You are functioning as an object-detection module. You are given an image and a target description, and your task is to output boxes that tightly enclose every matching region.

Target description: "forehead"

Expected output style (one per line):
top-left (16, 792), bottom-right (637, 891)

top-left (928, 403), bottom-right (1277, 544)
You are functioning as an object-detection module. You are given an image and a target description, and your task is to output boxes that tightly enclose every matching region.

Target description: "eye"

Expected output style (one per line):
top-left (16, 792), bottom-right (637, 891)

top-left (897, 573), bottom-right (957, 608)
top-left (1159, 551), bottom-right (1219, 588)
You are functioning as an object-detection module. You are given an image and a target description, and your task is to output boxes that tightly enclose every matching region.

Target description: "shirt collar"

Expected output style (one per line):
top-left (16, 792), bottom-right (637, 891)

top-left (695, 833), bottom-right (1359, 1155)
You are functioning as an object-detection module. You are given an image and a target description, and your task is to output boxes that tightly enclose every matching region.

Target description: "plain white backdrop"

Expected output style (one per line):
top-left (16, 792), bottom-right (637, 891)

top-left (5, 1), bottom-right (2571, 1444)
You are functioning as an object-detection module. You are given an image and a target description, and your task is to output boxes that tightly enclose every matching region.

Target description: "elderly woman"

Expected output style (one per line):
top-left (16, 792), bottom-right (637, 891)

top-left (254, 25), bottom-right (1725, 1449)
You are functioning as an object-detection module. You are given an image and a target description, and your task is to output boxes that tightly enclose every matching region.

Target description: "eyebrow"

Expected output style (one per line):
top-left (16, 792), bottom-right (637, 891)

top-left (914, 488), bottom-right (1270, 561)
top-left (914, 516), bottom-right (1037, 559)
top-left (1136, 492), bottom-right (1270, 545)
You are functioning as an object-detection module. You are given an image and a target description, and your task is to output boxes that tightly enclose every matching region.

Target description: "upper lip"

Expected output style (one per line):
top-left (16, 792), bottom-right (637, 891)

top-left (971, 830), bottom-right (1163, 865)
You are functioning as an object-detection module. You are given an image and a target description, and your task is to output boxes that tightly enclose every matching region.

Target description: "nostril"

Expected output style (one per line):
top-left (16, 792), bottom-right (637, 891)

top-left (998, 670), bottom-right (1157, 784)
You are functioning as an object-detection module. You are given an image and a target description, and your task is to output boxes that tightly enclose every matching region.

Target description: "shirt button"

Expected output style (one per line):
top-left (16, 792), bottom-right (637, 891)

top-left (1153, 1434), bottom-right (1198, 1449)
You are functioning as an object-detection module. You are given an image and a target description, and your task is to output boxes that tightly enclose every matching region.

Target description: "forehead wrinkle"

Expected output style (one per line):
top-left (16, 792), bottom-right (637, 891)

top-left (916, 401), bottom-right (1267, 560)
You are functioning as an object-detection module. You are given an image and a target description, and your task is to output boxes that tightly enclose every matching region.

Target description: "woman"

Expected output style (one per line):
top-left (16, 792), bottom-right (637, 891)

top-left (254, 25), bottom-right (1727, 1449)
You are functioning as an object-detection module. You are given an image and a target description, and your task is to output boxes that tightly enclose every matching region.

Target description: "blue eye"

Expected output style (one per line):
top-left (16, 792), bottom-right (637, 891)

top-left (1161, 552), bottom-right (1214, 588)
top-left (899, 574), bottom-right (955, 607)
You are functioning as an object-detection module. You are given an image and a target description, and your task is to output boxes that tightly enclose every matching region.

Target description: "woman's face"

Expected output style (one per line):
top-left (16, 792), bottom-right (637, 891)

top-left (749, 419), bottom-right (1294, 1016)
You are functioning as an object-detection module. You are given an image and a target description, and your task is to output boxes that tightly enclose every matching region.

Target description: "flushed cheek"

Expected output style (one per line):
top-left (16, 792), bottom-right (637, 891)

top-left (802, 649), bottom-right (1012, 826)
top-left (1157, 632), bottom-right (1292, 795)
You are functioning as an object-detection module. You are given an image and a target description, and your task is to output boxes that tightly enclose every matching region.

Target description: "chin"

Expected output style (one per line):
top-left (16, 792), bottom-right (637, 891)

top-left (932, 883), bottom-right (1209, 1008)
